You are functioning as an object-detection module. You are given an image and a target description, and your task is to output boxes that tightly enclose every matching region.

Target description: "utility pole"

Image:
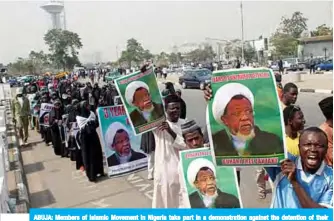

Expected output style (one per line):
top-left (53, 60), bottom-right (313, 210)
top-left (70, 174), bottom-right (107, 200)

top-left (240, 1), bottom-right (245, 63)
top-left (116, 46), bottom-right (119, 66)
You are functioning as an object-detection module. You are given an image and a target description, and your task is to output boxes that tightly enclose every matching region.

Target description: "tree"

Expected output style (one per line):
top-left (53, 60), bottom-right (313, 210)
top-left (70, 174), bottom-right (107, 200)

top-left (44, 29), bottom-right (83, 71)
top-left (28, 50), bottom-right (50, 74)
top-left (155, 52), bottom-right (169, 67)
top-left (311, 24), bottom-right (333, 36)
top-left (185, 44), bottom-right (215, 63)
top-left (270, 11), bottom-right (308, 58)
top-left (232, 42), bottom-right (256, 62)
top-left (270, 33), bottom-right (298, 57)
top-left (280, 11), bottom-right (308, 38)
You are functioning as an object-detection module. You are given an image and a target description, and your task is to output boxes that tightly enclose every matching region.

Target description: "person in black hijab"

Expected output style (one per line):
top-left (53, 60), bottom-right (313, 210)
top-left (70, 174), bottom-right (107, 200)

top-left (77, 100), bottom-right (104, 182)
top-left (49, 99), bottom-right (67, 157)
top-left (92, 83), bottom-right (101, 110)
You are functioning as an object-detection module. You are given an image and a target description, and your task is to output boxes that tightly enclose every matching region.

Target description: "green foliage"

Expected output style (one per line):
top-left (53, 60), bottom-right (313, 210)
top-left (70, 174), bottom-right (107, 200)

top-left (232, 42), bottom-right (256, 62)
top-left (270, 11), bottom-right (308, 58)
top-left (44, 29), bottom-right (83, 71)
top-left (311, 24), bottom-right (333, 36)
top-left (184, 44), bottom-right (215, 63)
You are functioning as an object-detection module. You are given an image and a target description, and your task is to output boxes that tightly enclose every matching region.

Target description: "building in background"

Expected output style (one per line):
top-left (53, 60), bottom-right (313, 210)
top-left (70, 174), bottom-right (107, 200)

top-left (298, 35), bottom-right (333, 60)
top-left (41, 0), bottom-right (66, 30)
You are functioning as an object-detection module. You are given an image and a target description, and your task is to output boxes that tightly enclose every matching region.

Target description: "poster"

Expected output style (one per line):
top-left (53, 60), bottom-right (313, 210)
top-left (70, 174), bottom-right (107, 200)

top-left (114, 66), bottom-right (165, 135)
top-left (39, 103), bottom-right (54, 127)
top-left (62, 114), bottom-right (69, 147)
top-left (97, 105), bottom-right (147, 177)
top-left (179, 148), bottom-right (242, 208)
top-left (207, 68), bottom-right (286, 166)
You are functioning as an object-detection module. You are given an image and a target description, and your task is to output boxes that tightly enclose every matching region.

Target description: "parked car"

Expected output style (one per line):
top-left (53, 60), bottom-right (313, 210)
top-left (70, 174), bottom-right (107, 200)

top-left (315, 59), bottom-right (333, 71)
top-left (283, 58), bottom-right (305, 71)
top-left (7, 77), bottom-right (18, 87)
top-left (105, 71), bottom-right (121, 83)
top-left (178, 68), bottom-right (212, 90)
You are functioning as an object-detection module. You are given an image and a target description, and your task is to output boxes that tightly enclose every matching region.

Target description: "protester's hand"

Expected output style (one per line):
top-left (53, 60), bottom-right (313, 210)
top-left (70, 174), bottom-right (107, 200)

top-left (204, 84), bottom-right (212, 102)
top-left (280, 159), bottom-right (296, 181)
top-left (158, 121), bottom-right (170, 131)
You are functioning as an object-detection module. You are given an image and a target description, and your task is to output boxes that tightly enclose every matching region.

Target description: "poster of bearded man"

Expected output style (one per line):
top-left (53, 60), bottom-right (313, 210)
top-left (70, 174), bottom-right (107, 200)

top-left (115, 66), bottom-right (165, 135)
top-left (207, 68), bottom-right (287, 166)
top-left (179, 148), bottom-right (242, 208)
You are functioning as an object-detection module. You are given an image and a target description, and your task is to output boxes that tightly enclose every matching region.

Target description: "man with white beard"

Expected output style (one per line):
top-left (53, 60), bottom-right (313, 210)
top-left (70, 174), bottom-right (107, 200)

top-left (211, 83), bottom-right (282, 156)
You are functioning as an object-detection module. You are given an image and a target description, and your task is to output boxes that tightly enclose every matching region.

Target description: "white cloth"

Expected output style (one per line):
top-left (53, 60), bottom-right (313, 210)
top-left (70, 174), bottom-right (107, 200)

top-left (178, 163), bottom-right (190, 208)
top-left (148, 151), bottom-right (155, 179)
top-left (76, 111), bottom-right (96, 130)
top-left (152, 118), bottom-right (187, 208)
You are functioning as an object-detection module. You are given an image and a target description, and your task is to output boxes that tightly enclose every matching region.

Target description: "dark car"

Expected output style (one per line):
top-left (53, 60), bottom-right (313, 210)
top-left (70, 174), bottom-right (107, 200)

top-left (7, 77), bottom-right (18, 87)
top-left (178, 68), bottom-right (212, 90)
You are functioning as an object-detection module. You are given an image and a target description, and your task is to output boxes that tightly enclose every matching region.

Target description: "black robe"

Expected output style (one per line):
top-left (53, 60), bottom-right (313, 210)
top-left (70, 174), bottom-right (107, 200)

top-left (79, 117), bottom-right (104, 182)
top-left (49, 107), bottom-right (67, 157)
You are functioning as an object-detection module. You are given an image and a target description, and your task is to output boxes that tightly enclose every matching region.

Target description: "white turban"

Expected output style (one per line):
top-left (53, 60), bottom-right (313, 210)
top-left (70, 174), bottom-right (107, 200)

top-left (212, 83), bottom-right (254, 124)
top-left (105, 122), bottom-right (129, 151)
top-left (125, 81), bottom-right (150, 106)
top-left (187, 158), bottom-right (216, 188)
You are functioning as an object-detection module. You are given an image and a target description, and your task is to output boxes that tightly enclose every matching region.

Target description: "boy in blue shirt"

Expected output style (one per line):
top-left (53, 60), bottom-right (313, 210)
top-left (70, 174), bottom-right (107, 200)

top-left (266, 127), bottom-right (333, 208)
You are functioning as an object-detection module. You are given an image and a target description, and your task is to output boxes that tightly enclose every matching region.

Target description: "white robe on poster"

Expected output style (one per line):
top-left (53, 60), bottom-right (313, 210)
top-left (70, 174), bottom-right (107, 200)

top-left (152, 118), bottom-right (187, 208)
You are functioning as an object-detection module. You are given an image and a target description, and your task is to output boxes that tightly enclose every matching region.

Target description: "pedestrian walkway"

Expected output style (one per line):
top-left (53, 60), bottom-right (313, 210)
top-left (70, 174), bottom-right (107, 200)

top-left (21, 130), bottom-right (152, 208)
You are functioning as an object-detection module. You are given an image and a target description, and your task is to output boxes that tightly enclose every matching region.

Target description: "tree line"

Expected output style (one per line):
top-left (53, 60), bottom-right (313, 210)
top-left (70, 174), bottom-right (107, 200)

top-left (7, 11), bottom-right (332, 75)
top-left (270, 11), bottom-right (332, 58)
top-left (8, 29), bottom-right (83, 75)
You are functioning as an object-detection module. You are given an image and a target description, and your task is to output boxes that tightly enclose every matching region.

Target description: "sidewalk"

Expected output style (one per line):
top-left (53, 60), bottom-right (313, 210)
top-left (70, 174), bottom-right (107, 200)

top-left (20, 129), bottom-right (152, 208)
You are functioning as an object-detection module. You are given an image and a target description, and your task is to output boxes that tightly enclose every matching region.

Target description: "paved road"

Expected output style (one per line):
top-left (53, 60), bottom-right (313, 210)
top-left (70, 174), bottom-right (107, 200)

top-left (14, 82), bottom-right (329, 208)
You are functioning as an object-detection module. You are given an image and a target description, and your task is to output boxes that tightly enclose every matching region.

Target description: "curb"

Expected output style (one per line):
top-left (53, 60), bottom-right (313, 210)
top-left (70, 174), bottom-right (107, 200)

top-left (299, 88), bottom-right (333, 94)
top-left (5, 103), bottom-right (30, 212)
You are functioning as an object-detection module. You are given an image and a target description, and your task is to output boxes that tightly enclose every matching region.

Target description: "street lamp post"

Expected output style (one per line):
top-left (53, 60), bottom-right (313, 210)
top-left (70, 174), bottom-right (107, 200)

top-left (240, 1), bottom-right (245, 63)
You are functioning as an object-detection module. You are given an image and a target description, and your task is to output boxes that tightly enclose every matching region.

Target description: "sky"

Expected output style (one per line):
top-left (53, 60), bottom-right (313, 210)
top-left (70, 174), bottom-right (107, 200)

top-left (0, 1), bottom-right (332, 64)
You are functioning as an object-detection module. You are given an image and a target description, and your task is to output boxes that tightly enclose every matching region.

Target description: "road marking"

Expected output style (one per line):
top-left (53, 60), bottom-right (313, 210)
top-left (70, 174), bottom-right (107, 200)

top-left (127, 173), bottom-right (153, 201)
top-left (91, 199), bottom-right (110, 208)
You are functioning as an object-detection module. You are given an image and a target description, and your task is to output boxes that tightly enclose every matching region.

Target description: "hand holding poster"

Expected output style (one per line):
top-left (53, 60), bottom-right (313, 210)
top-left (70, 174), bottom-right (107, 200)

top-left (179, 148), bottom-right (242, 208)
top-left (114, 66), bottom-right (165, 135)
top-left (39, 103), bottom-right (54, 127)
top-left (207, 68), bottom-right (286, 166)
top-left (97, 105), bottom-right (147, 177)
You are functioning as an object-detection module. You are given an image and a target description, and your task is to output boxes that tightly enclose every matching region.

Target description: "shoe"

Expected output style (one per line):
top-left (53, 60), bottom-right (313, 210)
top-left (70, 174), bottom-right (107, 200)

top-left (24, 142), bottom-right (28, 146)
top-left (19, 139), bottom-right (24, 146)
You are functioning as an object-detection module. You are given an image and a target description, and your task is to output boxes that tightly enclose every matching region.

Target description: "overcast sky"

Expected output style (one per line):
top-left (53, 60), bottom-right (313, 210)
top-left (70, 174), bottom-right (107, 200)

top-left (0, 1), bottom-right (332, 64)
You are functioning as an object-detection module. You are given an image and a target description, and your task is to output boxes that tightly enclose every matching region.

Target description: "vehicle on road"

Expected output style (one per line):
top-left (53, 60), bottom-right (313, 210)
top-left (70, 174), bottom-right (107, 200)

top-left (315, 59), bottom-right (333, 71)
top-left (283, 58), bottom-right (305, 71)
top-left (7, 77), bottom-right (18, 87)
top-left (178, 68), bottom-right (212, 90)
top-left (105, 70), bottom-right (121, 83)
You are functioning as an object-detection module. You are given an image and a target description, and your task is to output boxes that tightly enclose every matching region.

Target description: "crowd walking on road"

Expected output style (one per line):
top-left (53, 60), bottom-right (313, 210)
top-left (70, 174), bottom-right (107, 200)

top-left (10, 65), bottom-right (333, 209)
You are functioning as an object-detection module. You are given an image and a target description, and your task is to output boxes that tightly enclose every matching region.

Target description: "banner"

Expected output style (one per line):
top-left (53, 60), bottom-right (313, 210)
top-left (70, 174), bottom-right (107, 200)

top-left (39, 103), bottom-right (54, 127)
top-left (207, 68), bottom-right (286, 166)
top-left (97, 105), bottom-right (147, 177)
top-left (179, 148), bottom-right (242, 208)
top-left (114, 66), bottom-right (165, 135)
top-left (29, 208), bottom-right (333, 221)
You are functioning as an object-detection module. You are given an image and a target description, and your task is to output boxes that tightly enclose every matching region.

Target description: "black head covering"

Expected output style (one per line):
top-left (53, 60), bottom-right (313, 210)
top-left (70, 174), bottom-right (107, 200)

top-left (79, 100), bottom-right (90, 118)
top-left (319, 96), bottom-right (333, 120)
